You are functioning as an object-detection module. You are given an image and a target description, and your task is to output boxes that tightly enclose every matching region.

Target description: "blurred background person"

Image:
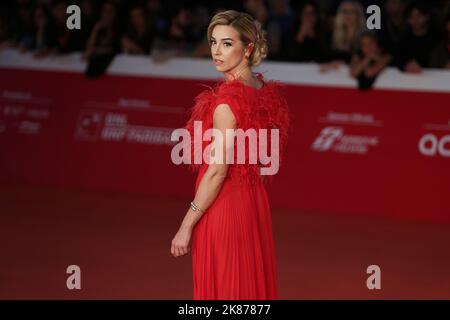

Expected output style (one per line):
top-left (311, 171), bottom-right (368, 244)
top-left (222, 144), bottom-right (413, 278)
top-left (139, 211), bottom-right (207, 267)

top-left (191, 4), bottom-right (214, 58)
top-left (243, 0), bottom-right (269, 27)
top-left (145, 0), bottom-right (168, 35)
top-left (22, 4), bottom-right (57, 58)
top-left (331, 0), bottom-right (366, 62)
top-left (83, 0), bottom-right (120, 77)
top-left (265, 0), bottom-right (294, 60)
top-left (377, 0), bottom-right (407, 64)
top-left (51, 0), bottom-right (88, 54)
top-left (350, 31), bottom-right (392, 90)
top-left (283, 0), bottom-right (329, 63)
top-left (0, 5), bottom-right (15, 50)
top-left (397, 2), bottom-right (438, 74)
top-left (321, 0), bottom-right (366, 72)
top-left (151, 6), bottom-right (198, 63)
top-left (8, 0), bottom-right (34, 52)
top-left (79, 0), bottom-right (97, 30)
top-left (121, 5), bottom-right (156, 55)
top-left (430, 13), bottom-right (450, 69)
top-left (0, 0), bottom-right (449, 72)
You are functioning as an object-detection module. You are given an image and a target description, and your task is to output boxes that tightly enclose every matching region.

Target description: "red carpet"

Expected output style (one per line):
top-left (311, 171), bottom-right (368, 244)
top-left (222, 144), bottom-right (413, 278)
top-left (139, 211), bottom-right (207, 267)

top-left (1, 183), bottom-right (449, 299)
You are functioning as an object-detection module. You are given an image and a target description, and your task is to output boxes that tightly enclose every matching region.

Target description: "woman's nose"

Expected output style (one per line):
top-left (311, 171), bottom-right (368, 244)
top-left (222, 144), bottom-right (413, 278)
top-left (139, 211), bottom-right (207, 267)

top-left (214, 44), bottom-right (222, 55)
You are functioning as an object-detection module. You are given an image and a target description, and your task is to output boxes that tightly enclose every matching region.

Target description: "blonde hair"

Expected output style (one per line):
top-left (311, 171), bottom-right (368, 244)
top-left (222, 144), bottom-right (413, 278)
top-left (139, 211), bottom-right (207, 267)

top-left (332, 0), bottom-right (366, 52)
top-left (207, 10), bottom-right (268, 67)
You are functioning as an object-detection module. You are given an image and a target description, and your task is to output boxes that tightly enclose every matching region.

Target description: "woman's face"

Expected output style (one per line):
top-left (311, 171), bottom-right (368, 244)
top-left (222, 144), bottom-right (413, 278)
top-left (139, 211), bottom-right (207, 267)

top-left (244, 0), bottom-right (263, 13)
top-left (210, 25), bottom-right (249, 73)
top-left (339, 2), bottom-right (359, 27)
top-left (34, 7), bottom-right (47, 25)
top-left (52, 3), bottom-right (66, 24)
top-left (301, 4), bottom-right (317, 26)
top-left (408, 9), bottom-right (428, 31)
top-left (385, 0), bottom-right (405, 17)
top-left (101, 3), bottom-right (116, 25)
top-left (176, 9), bottom-right (192, 28)
top-left (130, 8), bottom-right (145, 28)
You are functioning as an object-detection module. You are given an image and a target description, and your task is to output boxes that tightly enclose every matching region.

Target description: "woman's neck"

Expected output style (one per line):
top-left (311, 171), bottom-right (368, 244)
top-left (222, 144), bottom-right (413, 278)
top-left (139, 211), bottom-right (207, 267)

top-left (224, 64), bottom-right (253, 84)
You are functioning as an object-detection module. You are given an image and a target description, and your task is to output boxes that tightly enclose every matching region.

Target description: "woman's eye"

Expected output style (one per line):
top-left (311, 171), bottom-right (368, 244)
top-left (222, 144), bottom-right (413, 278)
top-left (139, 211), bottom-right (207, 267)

top-left (224, 42), bottom-right (231, 47)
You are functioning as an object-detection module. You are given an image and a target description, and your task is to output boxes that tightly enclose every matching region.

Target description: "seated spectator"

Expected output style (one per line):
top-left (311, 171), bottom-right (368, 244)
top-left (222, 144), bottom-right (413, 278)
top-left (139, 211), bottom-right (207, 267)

top-left (430, 13), bottom-right (450, 69)
top-left (397, 2), bottom-right (439, 73)
top-left (83, 1), bottom-right (120, 78)
top-left (121, 5), bottom-right (156, 55)
top-left (283, 0), bottom-right (329, 63)
top-left (350, 31), bottom-right (392, 90)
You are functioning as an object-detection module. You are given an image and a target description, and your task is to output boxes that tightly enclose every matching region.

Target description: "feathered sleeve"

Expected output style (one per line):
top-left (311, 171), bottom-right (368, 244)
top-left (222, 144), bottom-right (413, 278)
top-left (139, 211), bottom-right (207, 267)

top-left (214, 79), bottom-right (291, 166)
top-left (183, 78), bottom-right (291, 185)
top-left (184, 87), bottom-right (216, 172)
top-left (213, 82), bottom-right (245, 126)
top-left (261, 81), bottom-right (291, 171)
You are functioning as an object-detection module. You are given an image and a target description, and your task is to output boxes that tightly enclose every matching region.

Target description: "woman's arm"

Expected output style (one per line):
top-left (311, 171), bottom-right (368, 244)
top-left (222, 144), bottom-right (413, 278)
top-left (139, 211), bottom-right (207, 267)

top-left (83, 21), bottom-right (104, 59)
top-left (364, 53), bottom-right (392, 78)
top-left (350, 54), bottom-right (370, 78)
top-left (171, 103), bottom-right (236, 257)
top-left (121, 35), bottom-right (145, 54)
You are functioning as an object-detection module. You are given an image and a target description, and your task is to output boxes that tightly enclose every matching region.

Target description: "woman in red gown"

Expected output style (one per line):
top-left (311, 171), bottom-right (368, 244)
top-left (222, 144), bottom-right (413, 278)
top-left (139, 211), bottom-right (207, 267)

top-left (171, 10), bottom-right (290, 300)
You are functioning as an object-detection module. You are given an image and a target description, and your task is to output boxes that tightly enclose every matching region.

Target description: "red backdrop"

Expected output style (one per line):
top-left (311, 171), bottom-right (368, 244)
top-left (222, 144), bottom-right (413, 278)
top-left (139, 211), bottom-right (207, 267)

top-left (1, 67), bottom-right (450, 223)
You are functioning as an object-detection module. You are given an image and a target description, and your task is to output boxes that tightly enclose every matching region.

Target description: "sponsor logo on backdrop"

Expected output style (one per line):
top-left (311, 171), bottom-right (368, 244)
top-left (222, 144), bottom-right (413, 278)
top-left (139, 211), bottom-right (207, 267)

top-left (420, 122), bottom-right (450, 157)
top-left (74, 110), bottom-right (103, 140)
top-left (74, 110), bottom-right (174, 145)
top-left (319, 111), bottom-right (383, 127)
top-left (314, 112), bottom-right (381, 155)
top-left (0, 90), bottom-right (51, 135)
top-left (2, 90), bottom-right (51, 105)
top-left (312, 126), bottom-right (379, 154)
top-left (84, 98), bottom-right (184, 114)
top-left (419, 133), bottom-right (450, 157)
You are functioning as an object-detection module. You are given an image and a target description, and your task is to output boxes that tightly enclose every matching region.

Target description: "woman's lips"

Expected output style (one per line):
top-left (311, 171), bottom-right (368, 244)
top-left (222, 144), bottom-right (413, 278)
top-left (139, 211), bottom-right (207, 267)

top-left (214, 59), bottom-right (224, 66)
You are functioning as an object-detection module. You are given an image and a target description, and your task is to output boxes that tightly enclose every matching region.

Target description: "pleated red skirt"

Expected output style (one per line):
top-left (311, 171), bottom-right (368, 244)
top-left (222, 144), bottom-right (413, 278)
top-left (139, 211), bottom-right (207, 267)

top-left (191, 165), bottom-right (278, 299)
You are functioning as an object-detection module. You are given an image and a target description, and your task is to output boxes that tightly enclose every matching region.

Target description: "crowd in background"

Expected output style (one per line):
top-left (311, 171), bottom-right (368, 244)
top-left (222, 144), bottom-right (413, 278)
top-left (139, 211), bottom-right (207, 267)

top-left (0, 0), bottom-right (449, 87)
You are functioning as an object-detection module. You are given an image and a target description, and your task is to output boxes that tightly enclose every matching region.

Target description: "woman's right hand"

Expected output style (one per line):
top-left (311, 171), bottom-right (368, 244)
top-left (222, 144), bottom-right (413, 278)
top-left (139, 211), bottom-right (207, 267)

top-left (171, 224), bottom-right (192, 258)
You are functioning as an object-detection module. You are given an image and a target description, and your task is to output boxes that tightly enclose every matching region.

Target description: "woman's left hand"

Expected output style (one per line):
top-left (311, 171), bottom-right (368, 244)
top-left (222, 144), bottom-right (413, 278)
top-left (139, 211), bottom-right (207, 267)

top-left (171, 224), bottom-right (192, 257)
